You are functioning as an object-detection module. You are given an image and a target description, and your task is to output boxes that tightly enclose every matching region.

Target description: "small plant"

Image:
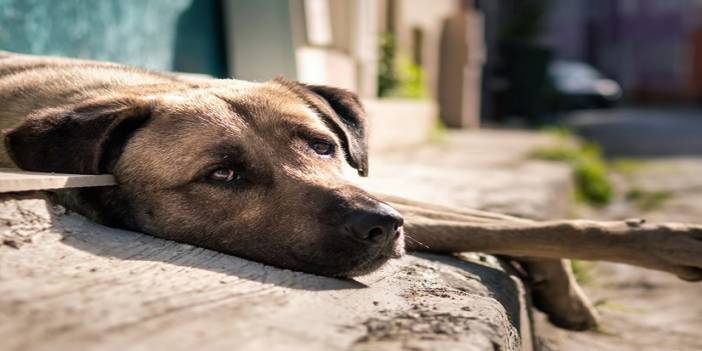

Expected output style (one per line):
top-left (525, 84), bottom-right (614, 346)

top-left (570, 260), bottom-right (594, 284)
top-left (428, 118), bottom-right (448, 144)
top-left (377, 32), bottom-right (398, 98)
top-left (573, 144), bottom-right (612, 205)
top-left (388, 57), bottom-right (427, 99)
top-left (377, 32), bottom-right (427, 99)
top-left (531, 130), bottom-right (613, 206)
top-left (609, 158), bottom-right (644, 179)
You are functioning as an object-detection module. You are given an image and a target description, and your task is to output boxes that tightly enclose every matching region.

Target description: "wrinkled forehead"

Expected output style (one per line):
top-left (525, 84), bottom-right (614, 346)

top-left (153, 82), bottom-right (328, 136)
top-left (119, 82), bottom-right (334, 184)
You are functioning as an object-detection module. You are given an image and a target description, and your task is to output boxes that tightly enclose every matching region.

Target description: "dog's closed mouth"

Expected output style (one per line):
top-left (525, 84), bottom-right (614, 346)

top-left (386, 229), bottom-right (406, 259)
top-left (287, 232), bottom-right (403, 277)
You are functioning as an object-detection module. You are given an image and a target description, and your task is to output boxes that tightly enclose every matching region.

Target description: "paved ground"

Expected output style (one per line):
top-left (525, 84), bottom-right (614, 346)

top-left (539, 108), bottom-right (702, 351)
top-left (353, 130), bottom-right (572, 220)
top-left (566, 108), bottom-right (702, 157)
top-left (1, 130), bottom-right (572, 351)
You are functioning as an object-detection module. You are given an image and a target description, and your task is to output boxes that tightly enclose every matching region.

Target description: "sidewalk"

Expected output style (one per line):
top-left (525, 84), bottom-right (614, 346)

top-left (354, 129), bottom-right (573, 220)
top-left (538, 158), bottom-right (702, 351)
top-left (0, 130), bottom-right (571, 351)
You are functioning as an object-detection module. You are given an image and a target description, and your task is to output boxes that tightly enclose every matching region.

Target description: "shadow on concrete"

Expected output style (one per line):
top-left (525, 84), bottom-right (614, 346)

top-left (32, 190), bottom-right (532, 318)
top-left (34, 193), bottom-right (368, 292)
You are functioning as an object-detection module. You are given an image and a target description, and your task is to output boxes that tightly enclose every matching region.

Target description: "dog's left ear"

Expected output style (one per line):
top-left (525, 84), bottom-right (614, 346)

top-left (277, 79), bottom-right (369, 176)
top-left (4, 98), bottom-right (152, 174)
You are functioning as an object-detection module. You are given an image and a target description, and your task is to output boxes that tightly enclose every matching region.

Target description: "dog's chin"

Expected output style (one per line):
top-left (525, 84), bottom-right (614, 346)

top-left (336, 231), bottom-right (407, 278)
top-left (336, 254), bottom-right (393, 278)
top-left (290, 231), bottom-right (407, 278)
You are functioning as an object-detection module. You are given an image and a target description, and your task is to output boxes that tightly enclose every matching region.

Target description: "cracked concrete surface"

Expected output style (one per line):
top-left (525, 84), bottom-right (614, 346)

top-left (0, 194), bottom-right (530, 351)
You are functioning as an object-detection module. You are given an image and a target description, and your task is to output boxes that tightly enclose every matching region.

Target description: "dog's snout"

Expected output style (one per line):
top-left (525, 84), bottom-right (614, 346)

top-left (344, 204), bottom-right (404, 243)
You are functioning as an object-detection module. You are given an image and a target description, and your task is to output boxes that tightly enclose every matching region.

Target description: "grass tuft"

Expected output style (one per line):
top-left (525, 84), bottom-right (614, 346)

top-left (531, 132), bottom-right (613, 206)
top-left (428, 118), bottom-right (448, 144)
top-left (609, 158), bottom-right (645, 179)
top-left (570, 260), bottom-right (594, 284)
top-left (625, 187), bottom-right (673, 211)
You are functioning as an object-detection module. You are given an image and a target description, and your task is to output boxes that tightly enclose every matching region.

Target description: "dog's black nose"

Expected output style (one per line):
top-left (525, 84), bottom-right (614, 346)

top-left (345, 203), bottom-right (404, 243)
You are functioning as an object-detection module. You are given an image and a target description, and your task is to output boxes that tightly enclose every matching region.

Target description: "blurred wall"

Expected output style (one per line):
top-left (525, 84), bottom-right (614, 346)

top-left (292, 0), bottom-right (380, 97)
top-left (394, 0), bottom-right (459, 98)
top-left (540, 0), bottom-right (702, 101)
top-left (539, 0), bottom-right (586, 61)
top-left (0, 0), bottom-right (228, 77)
top-left (174, 0), bottom-right (229, 78)
top-left (224, 0), bottom-right (297, 81)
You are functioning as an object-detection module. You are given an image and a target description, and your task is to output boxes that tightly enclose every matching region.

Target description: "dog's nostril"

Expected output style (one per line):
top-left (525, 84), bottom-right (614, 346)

top-left (367, 227), bottom-right (385, 241)
top-left (344, 204), bottom-right (403, 244)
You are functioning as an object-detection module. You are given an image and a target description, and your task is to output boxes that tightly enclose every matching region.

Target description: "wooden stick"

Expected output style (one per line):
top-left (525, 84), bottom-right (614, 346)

top-left (380, 194), bottom-right (702, 282)
top-left (0, 168), bottom-right (116, 193)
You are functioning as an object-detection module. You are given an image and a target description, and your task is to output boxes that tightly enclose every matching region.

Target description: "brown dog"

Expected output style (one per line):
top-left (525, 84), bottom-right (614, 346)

top-left (2, 52), bottom-right (701, 330)
top-left (0, 51), bottom-right (406, 278)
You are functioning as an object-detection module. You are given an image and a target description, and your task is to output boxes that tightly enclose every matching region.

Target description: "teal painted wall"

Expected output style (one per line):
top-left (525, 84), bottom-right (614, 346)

top-left (0, 0), bottom-right (228, 77)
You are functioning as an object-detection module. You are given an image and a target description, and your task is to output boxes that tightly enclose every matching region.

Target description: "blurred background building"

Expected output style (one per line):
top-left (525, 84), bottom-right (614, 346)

top-left (540, 0), bottom-right (702, 103)
top-left (1, 0), bottom-right (701, 138)
top-left (0, 0), bottom-right (485, 145)
top-left (3, 2), bottom-right (702, 350)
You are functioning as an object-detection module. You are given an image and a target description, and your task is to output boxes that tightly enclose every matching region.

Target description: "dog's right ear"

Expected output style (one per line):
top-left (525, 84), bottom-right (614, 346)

top-left (3, 98), bottom-right (152, 174)
top-left (275, 78), bottom-right (370, 176)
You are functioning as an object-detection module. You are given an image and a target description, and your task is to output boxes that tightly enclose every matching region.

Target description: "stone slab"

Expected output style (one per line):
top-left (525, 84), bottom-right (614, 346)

top-left (0, 193), bottom-right (531, 351)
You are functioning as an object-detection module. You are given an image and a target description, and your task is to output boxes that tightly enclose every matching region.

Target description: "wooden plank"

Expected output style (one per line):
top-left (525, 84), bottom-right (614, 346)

top-left (0, 168), bottom-right (116, 193)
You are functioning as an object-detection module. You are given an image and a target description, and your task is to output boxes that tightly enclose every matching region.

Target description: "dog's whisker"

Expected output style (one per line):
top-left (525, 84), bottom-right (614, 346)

top-left (405, 233), bottom-right (430, 249)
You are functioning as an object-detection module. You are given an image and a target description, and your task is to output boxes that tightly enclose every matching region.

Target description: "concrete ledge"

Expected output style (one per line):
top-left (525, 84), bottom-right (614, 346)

top-left (0, 193), bottom-right (532, 351)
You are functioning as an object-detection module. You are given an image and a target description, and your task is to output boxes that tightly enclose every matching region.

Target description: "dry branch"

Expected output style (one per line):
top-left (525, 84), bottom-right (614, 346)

top-left (379, 193), bottom-right (702, 282)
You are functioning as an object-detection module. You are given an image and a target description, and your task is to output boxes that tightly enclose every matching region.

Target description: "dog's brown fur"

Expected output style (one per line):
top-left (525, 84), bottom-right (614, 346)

top-left (0, 51), bottom-right (401, 277)
top-left (2, 52), bottom-right (702, 331)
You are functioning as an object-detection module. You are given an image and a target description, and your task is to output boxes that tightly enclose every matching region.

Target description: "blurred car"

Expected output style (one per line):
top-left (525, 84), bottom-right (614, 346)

top-left (549, 60), bottom-right (622, 110)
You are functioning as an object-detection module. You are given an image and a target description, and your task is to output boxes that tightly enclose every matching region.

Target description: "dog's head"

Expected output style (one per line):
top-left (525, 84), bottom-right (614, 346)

top-left (4, 79), bottom-right (405, 277)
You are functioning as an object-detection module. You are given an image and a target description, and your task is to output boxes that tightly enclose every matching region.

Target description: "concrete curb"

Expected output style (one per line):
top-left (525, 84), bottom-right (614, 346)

top-left (0, 193), bottom-right (533, 351)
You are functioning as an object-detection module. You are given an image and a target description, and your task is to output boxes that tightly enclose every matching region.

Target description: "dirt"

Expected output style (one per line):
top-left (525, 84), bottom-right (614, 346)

top-left (349, 253), bottom-right (527, 351)
top-left (537, 158), bottom-right (702, 351)
top-left (355, 305), bottom-right (482, 344)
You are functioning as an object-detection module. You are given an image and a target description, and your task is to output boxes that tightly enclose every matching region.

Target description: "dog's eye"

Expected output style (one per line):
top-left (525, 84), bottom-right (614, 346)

top-left (310, 140), bottom-right (335, 156)
top-left (209, 168), bottom-right (240, 182)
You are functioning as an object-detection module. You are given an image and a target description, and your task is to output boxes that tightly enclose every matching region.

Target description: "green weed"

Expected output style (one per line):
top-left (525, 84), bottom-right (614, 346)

top-left (609, 158), bottom-right (645, 179)
top-left (625, 187), bottom-right (673, 211)
top-left (377, 32), bottom-right (427, 100)
top-left (531, 139), bottom-right (613, 206)
top-left (428, 118), bottom-right (448, 144)
top-left (570, 260), bottom-right (594, 284)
